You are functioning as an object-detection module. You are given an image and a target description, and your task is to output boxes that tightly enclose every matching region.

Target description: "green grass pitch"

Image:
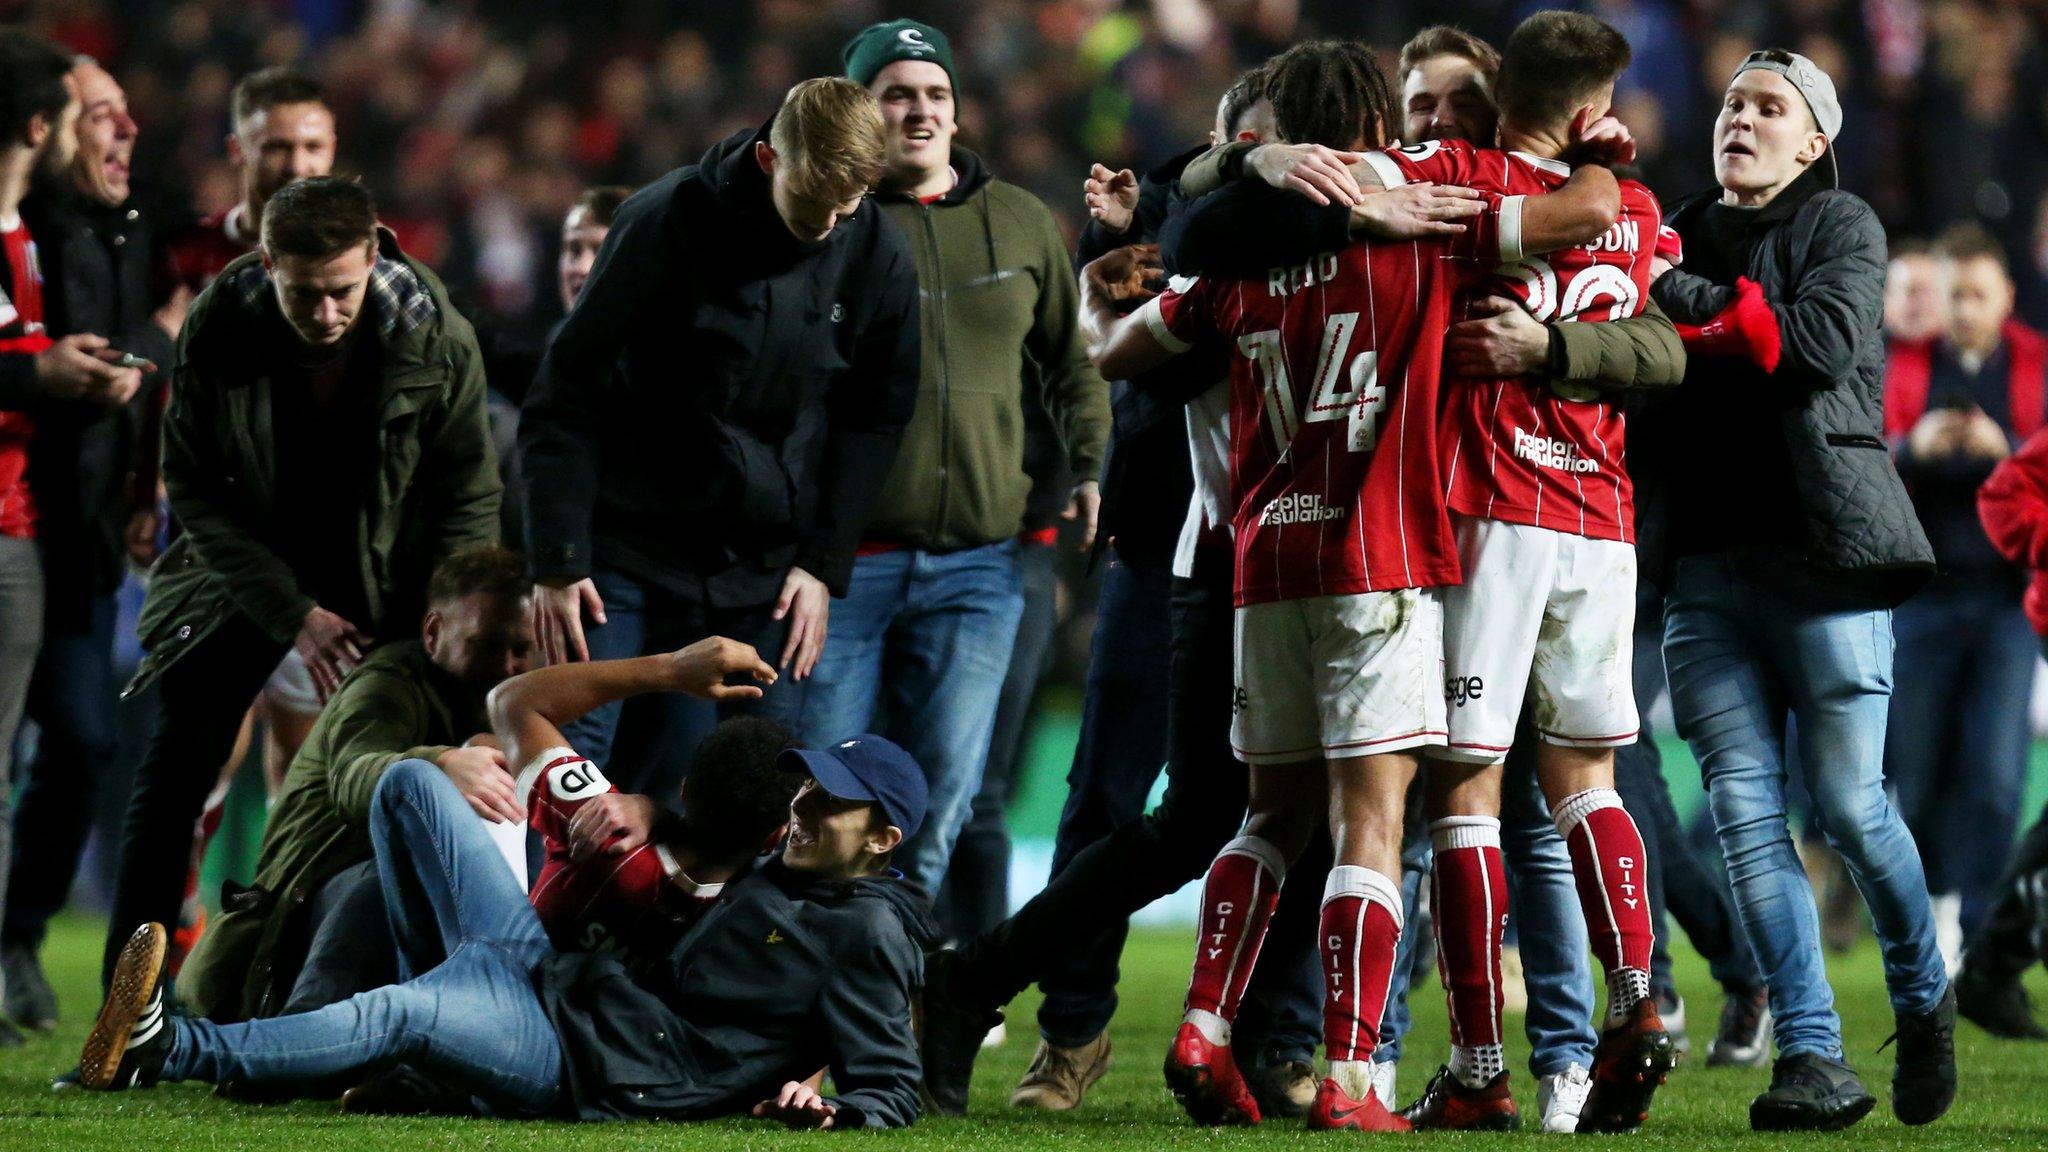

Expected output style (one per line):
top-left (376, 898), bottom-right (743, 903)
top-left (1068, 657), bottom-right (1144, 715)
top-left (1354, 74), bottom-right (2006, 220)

top-left (3, 915), bottom-right (2046, 1149)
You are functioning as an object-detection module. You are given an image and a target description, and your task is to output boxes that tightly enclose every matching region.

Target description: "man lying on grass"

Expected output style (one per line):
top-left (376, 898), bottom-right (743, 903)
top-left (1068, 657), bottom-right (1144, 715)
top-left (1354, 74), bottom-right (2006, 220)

top-left (76, 637), bottom-right (938, 1129)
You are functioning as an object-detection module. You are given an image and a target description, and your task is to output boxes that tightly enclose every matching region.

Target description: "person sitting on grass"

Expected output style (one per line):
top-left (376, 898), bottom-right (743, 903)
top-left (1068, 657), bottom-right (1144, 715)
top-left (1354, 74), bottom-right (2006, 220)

top-left (76, 637), bottom-right (938, 1129)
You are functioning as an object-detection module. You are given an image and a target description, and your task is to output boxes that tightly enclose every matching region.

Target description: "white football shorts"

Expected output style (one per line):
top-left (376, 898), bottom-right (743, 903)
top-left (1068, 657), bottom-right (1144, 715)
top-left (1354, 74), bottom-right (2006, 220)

top-left (1437, 516), bottom-right (1638, 764)
top-left (1232, 588), bottom-right (1447, 765)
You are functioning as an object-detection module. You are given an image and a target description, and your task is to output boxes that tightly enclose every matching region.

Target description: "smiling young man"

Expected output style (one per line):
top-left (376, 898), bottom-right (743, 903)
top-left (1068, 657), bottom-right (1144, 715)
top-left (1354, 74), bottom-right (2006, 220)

top-left (758, 20), bottom-right (1108, 900)
top-left (1646, 50), bottom-right (1953, 1131)
top-left (100, 174), bottom-right (499, 995)
top-left (521, 77), bottom-right (919, 798)
top-left (79, 639), bottom-right (937, 1131)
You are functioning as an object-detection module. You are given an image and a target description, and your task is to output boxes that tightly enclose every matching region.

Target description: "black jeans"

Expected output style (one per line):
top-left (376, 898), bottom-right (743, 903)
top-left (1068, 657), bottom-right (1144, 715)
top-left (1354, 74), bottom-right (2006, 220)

top-left (962, 573), bottom-right (1320, 1060)
top-left (939, 540), bottom-right (1060, 940)
top-left (562, 566), bottom-right (783, 800)
top-left (280, 859), bottom-right (400, 1017)
top-left (1616, 583), bottom-right (1761, 997)
top-left (6, 592), bottom-right (120, 949)
top-left (104, 612), bottom-right (289, 985)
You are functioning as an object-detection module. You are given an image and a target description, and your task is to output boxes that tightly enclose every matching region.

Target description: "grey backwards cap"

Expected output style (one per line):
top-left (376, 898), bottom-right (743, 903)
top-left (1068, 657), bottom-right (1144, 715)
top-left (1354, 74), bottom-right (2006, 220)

top-left (1732, 49), bottom-right (1841, 188)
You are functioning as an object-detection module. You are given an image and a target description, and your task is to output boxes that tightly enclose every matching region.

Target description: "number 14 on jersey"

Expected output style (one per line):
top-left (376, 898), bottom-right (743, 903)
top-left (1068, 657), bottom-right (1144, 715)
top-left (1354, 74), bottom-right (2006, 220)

top-left (1236, 312), bottom-right (1384, 458)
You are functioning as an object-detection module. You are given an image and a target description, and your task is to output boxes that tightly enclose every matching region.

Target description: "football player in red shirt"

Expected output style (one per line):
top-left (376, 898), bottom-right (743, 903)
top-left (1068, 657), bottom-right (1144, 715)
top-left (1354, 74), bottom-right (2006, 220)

top-left (1087, 39), bottom-right (1621, 1133)
top-left (1343, 14), bottom-right (1674, 1132)
top-left (488, 646), bottom-right (804, 971)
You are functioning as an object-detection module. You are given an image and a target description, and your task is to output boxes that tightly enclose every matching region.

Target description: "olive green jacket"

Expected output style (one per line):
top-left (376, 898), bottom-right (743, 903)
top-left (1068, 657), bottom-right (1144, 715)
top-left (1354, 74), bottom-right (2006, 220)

top-left (178, 641), bottom-right (485, 1022)
top-left (862, 150), bottom-right (1111, 549)
top-left (126, 229), bottom-right (500, 695)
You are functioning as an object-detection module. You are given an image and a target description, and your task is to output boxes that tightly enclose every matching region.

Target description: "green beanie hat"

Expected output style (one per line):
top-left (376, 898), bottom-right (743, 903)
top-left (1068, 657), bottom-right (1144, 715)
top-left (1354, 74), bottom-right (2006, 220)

top-left (842, 19), bottom-right (955, 88)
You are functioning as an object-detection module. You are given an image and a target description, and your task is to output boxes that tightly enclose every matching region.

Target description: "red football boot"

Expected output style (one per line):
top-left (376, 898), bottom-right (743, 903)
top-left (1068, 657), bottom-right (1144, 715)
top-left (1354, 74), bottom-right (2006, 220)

top-left (1580, 997), bottom-right (1678, 1133)
top-left (1399, 1065), bottom-right (1521, 1131)
top-left (1163, 1022), bottom-right (1262, 1126)
top-left (1307, 1075), bottom-right (1413, 1132)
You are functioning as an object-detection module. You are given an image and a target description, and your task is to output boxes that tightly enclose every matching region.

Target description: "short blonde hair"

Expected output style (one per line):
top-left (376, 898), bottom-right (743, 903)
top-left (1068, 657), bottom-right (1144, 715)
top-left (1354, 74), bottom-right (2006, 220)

top-left (769, 77), bottom-right (887, 203)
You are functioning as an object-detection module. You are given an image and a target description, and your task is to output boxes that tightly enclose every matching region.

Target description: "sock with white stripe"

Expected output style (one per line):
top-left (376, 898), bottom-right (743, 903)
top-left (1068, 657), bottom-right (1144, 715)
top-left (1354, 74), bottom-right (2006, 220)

top-left (1431, 817), bottom-right (1508, 1089)
top-left (1554, 788), bottom-right (1655, 1026)
top-left (1321, 864), bottom-right (1404, 1100)
top-left (1183, 835), bottom-right (1288, 1044)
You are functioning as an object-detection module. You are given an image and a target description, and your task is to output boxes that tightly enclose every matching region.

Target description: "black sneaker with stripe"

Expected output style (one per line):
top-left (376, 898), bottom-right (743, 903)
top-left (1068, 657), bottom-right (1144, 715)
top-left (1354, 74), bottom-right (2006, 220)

top-left (80, 923), bottom-right (171, 1091)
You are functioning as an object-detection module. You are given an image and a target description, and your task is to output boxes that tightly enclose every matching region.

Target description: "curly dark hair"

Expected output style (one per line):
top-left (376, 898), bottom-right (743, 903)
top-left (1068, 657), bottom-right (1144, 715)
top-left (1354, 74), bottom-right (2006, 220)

top-left (1261, 39), bottom-right (1400, 151)
top-left (679, 717), bottom-right (804, 862)
top-left (261, 174), bottom-right (376, 258)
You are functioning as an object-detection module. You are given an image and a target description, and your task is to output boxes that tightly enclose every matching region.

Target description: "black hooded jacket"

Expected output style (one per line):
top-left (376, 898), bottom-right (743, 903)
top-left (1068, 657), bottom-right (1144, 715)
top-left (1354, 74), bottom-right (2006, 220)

top-left (538, 855), bottom-right (938, 1128)
top-left (520, 122), bottom-right (921, 605)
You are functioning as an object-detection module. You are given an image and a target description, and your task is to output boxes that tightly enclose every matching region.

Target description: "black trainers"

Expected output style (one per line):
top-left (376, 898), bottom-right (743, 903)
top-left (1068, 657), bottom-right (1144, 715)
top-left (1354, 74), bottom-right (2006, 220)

top-left (341, 1066), bottom-right (476, 1116)
top-left (80, 923), bottom-right (172, 1091)
top-left (1955, 961), bottom-right (2047, 1040)
top-left (1749, 1052), bottom-right (1876, 1131)
top-left (1242, 1057), bottom-right (1317, 1120)
top-left (1708, 985), bottom-right (1773, 1067)
top-left (916, 948), bottom-right (1001, 1117)
top-left (1886, 986), bottom-right (1957, 1126)
top-left (3, 941), bottom-right (58, 1031)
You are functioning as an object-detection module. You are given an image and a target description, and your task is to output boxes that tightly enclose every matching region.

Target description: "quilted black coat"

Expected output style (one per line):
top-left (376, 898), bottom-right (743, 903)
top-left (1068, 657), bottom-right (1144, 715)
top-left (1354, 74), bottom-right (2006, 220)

top-left (1641, 167), bottom-right (1933, 603)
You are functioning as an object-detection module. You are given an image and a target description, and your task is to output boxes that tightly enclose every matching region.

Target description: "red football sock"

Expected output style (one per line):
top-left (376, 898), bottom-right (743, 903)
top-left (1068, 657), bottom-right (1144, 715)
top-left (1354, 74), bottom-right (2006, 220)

top-left (1431, 818), bottom-right (1508, 1058)
top-left (1320, 865), bottom-right (1404, 1065)
top-left (1555, 788), bottom-right (1655, 979)
top-left (1185, 835), bottom-right (1287, 1026)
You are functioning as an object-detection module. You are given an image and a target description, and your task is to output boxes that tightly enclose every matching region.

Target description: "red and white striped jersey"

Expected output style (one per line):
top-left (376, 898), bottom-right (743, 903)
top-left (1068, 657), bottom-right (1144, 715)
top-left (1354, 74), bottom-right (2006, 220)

top-left (1363, 140), bottom-right (1663, 542)
top-left (1141, 236), bottom-right (1470, 606)
top-left (525, 749), bottom-right (719, 967)
top-left (0, 218), bottom-right (49, 539)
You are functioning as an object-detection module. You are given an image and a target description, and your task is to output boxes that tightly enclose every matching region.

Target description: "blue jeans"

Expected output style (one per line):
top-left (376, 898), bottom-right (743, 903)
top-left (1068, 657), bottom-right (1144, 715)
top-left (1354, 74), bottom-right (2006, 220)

top-left (163, 759), bottom-right (563, 1115)
top-left (562, 568), bottom-right (781, 798)
top-left (1033, 554), bottom-right (1175, 1044)
top-left (1886, 572), bottom-right (2038, 936)
top-left (1663, 550), bottom-right (1946, 1059)
top-left (940, 540), bottom-right (1060, 940)
top-left (1617, 584), bottom-right (1761, 996)
top-left (1501, 747), bottom-right (1598, 1077)
top-left (763, 542), bottom-right (1025, 894)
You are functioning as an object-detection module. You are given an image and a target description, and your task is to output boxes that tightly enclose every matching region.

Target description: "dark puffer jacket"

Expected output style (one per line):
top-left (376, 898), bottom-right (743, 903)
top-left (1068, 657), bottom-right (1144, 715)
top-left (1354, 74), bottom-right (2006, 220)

top-left (1644, 168), bottom-right (1933, 601)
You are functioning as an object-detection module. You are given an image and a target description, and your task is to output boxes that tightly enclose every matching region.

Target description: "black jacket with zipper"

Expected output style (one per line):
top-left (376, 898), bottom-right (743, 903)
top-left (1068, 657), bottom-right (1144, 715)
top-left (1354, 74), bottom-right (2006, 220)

top-left (538, 855), bottom-right (938, 1127)
top-left (1643, 168), bottom-right (1933, 600)
top-left (521, 121), bottom-right (921, 604)
top-left (19, 190), bottom-right (175, 629)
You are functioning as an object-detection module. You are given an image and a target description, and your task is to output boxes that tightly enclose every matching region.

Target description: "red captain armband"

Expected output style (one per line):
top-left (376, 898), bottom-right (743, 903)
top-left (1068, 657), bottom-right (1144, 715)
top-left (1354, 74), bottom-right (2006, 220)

top-left (1673, 276), bottom-right (1781, 373)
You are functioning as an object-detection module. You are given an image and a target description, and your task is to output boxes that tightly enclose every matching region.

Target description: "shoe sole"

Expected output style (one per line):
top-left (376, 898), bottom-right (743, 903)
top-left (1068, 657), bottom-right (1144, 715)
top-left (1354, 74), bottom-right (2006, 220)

top-left (79, 924), bottom-right (166, 1091)
top-left (1581, 1029), bottom-right (1678, 1133)
top-left (1750, 1093), bottom-right (1877, 1132)
top-left (1163, 1056), bottom-right (1258, 1126)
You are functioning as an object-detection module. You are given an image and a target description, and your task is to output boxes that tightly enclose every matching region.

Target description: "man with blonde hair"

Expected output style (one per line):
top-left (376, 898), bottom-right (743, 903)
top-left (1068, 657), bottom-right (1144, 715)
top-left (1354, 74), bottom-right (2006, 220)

top-left (522, 77), bottom-right (919, 793)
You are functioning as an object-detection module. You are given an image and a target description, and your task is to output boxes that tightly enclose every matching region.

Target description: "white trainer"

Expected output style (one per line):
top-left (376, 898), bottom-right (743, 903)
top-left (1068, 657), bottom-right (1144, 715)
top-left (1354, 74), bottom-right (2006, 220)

top-left (1538, 1063), bottom-right (1592, 1134)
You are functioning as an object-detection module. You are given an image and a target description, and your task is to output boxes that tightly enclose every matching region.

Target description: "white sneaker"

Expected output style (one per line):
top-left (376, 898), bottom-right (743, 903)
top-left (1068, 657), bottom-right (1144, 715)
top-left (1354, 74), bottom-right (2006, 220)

top-left (1932, 892), bottom-right (1964, 977)
top-left (1369, 1059), bottom-right (1398, 1111)
top-left (981, 1022), bottom-right (1008, 1049)
top-left (1538, 1063), bottom-right (1592, 1134)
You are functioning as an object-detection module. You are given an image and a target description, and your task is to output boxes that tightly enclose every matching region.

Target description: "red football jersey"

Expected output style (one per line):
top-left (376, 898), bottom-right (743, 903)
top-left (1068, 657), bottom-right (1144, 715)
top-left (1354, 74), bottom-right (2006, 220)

top-left (157, 206), bottom-right (256, 296)
top-left (1363, 140), bottom-right (1662, 542)
top-left (525, 750), bottom-right (720, 967)
top-left (0, 218), bottom-right (49, 539)
top-left (1143, 236), bottom-right (1469, 607)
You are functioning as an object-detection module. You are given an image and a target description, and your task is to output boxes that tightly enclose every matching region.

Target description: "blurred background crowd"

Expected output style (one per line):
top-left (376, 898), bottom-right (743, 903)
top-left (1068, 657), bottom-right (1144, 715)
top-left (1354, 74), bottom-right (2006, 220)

top-left (6, 0), bottom-right (2048, 931)
top-left (17, 0), bottom-right (2048, 351)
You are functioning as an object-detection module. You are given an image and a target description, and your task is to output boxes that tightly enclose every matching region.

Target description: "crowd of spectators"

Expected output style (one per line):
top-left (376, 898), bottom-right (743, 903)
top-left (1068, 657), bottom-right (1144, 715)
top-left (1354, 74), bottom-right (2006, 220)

top-left (4, 0), bottom-right (2044, 357)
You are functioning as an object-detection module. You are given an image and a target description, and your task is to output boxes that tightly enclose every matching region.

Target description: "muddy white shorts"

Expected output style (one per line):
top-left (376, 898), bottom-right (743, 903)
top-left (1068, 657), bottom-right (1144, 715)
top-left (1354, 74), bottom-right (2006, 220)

top-left (1232, 588), bottom-right (1447, 765)
top-left (1438, 516), bottom-right (1638, 764)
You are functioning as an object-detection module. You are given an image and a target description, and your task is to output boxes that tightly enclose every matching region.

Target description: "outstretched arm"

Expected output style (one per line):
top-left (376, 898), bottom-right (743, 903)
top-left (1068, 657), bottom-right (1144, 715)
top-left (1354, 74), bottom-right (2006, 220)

top-left (486, 637), bottom-right (777, 773)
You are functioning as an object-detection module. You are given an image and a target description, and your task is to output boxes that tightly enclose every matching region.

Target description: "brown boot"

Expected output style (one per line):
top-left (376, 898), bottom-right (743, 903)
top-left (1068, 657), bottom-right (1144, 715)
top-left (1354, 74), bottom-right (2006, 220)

top-left (1009, 1033), bottom-right (1113, 1111)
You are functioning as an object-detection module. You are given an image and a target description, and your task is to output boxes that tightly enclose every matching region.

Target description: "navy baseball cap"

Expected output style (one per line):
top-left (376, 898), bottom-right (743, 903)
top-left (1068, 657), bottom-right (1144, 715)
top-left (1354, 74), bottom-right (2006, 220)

top-left (781, 734), bottom-right (928, 840)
